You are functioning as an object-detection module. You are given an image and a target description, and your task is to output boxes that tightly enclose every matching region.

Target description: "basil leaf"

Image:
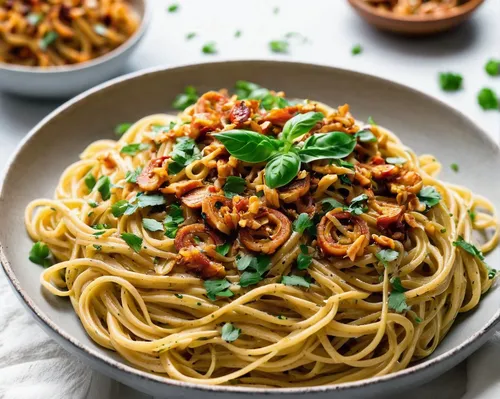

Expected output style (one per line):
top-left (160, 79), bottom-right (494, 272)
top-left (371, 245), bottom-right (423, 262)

top-left (214, 131), bottom-right (278, 163)
top-left (292, 213), bottom-right (313, 234)
top-left (299, 131), bottom-right (356, 163)
top-left (297, 244), bottom-right (312, 270)
top-left (376, 249), bottom-right (399, 268)
top-left (120, 143), bottom-right (150, 156)
top-left (223, 176), bottom-right (246, 198)
top-left (115, 123), bottom-right (132, 137)
top-left (216, 242), bottom-right (231, 256)
top-left (281, 275), bottom-right (310, 288)
top-left (265, 152), bottom-right (301, 189)
top-left (137, 194), bottom-right (166, 208)
top-left (39, 31), bottom-right (58, 51)
top-left (221, 323), bottom-right (241, 342)
top-left (164, 204), bottom-right (184, 238)
top-left (125, 167), bottom-right (142, 183)
top-left (235, 80), bottom-right (265, 99)
top-left (388, 291), bottom-right (410, 313)
top-left (261, 94), bottom-right (289, 111)
top-left (142, 218), bottom-right (164, 232)
top-left (356, 129), bottom-right (377, 143)
top-left (386, 157), bottom-right (407, 165)
top-left (417, 186), bottom-right (441, 210)
top-left (205, 279), bottom-right (233, 301)
top-left (239, 271), bottom-right (263, 287)
top-left (29, 241), bottom-right (51, 267)
top-left (121, 233), bottom-right (143, 253)
top-left (168, 137), bottom-right (202, 174)
top-left (94, 176), bottom-right (111, 201)
top-left (321, 198), bottom-right (344, 212)
top-left (111, 200), bottom-right (130, 217)
top-left (84, 171), bottom-right (96, 191)
top-left (172, 86), bottom-right (198, 110)
top-left (282, 112), bottom-right (323, 142)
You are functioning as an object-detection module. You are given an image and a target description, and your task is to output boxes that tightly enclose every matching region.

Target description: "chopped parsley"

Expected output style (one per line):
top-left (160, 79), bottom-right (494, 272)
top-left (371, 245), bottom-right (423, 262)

top-left (164, 204), bottom-right (184, 238)
top-left (111, 200), bottom-right (130, 217)
top-left (221, 323), bottom-right (241, 342)
top-left (29, 242), bottom-right (52, 267)
top-left (388, 277), bottom-right (410, 313)
top-left (237, 254), bottom-right (271, 287)
top-left (450, 163), bottom-right (459, 172)
top-left (204, 279), bottom-right (234, 301)
top-left (142, 218), bottom-right (164, 232)
top-left (125, 167), bottom-right (142, 183)
top-left (114, 123), bottom-right (132, 137)
top-left (351, 44), bottom-right (362, 55)
top-left (94, 176), bottom-right (112, 201)
top-left (120, 143), bottom-right (150, 156)
top-left (234, 30), bottom-right (242, 38)
top-left (168, 137), bottom-right (202, 174)
top-left (269, 40), bottom-right (288, 53)
top-left (223, 176), bottom-right (246, 198)
top-left (215, 242), bottom-right (231, 256)
top-left (93, 244), bottom-right (102, 251)
top-left (439, 72), bottom-right (463, 91)
top-left (453, 236), bottom-right (496, 279)
top-left (186, 32), bottom-right (196, 40)
top-left (167, 3), bottom-right (179, 12)
top-left (175, 293), bottom-right (183, 299)
top-left (345, 194), bottom-right (369, 216)
top-left (88, 200), bottom-right (98, 208)
top-left (281, 275), bottom-right (311, 288)
top-left (477, 88), bottom-right (499, 110)
top-left (39, 31), bottom-right (58, 51)
top-left (273, 6), bottom-right (280, 14)
top-left (417, 186), bottom-right (441, 210)
top-left (84, 171), bottom-right (96, 191)
top-left (485, 59), bottom-right (500, 76)
top-left (121, 232), bottom-right (143, 253)
top-left (376, 249), bottom-right (399, 268)
top-left (202, 42), bottom-right (217, 54)
top-left (292, 213), bottom-right (313, 234)
top-left (172, 86), bottom-right (199, 111)
top-left (297, 244), bottom-right (312, 270)
top-left (467, 209), bottom-right (476, 222)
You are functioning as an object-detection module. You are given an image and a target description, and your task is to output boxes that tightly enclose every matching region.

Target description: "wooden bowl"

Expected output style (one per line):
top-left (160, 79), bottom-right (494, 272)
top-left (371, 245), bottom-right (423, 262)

top-left (347, 0), bottom-right (485, 36)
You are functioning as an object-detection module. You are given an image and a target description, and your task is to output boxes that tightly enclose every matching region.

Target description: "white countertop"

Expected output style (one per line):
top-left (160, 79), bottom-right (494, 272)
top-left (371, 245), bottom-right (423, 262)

top-left (0, 1), bottom-right (499, 398)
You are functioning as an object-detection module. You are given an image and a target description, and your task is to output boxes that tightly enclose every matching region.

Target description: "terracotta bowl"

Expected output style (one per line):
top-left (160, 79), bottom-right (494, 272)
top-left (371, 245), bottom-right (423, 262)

top-left (347, 0), bottom-right (485, 35)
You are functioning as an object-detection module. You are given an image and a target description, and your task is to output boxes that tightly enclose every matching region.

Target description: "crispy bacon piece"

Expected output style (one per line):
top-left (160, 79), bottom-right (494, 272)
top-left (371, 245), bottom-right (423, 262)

top-left (239, 208), bottom-right (291, 254)
top-left (202, 195), bottom-right (237, 235)
top-left (279, 175), bottom-right (310, 203)
top-left (229, 101), bottom-right (251, 125)
top-left (137, 156), bottom-right (169, 192)
top-left (317, 211), bottom-right (370, 261)
top-left (181, 186), bottom-right (211, 208)
top-left (175, 224), bottom-right (225, 279)
top-left (376, 203), bottom-right (405, 230)
top-left (390, 171), bottom-right (423, 195)
top-left (160, 180), bottom-right (203, 198)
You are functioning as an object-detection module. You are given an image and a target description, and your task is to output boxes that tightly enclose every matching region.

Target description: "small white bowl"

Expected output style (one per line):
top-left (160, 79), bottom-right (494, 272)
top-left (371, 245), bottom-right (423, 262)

top-left (0, 0), bottom-right (151, 98)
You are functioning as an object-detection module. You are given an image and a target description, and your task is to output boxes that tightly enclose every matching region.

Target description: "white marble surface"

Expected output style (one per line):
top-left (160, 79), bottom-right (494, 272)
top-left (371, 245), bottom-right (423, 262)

top-left (0, 0), bottom-right (499, 398)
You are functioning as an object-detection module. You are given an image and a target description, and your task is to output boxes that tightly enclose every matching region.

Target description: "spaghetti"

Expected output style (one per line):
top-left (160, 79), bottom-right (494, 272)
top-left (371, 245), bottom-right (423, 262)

top-left (0, 0), bottom-right (138, 67)
top-left (25, 83), bottom-right (498, 387)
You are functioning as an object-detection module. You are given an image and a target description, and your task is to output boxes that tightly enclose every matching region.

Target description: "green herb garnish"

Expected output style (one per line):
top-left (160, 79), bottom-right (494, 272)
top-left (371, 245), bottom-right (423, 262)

top-left (237, 254), bottom-right (271, 287)
top-left (292, 213), bottom-right (313, 234)
top-left (29, 242), bottom-right (51, 267)
top-left (142, 218), bottom-right (164, 232)
top-left (202, 42), bottom-right (217, 54)
top-left (269, 40), bottom-right (288, 53)
top-left (351, 44), bottom-right (362, 55)
top-left (27, 13), bottom-right (43, 26)
top-left (164, 204), bottom-right (184, 238)
top-left (450, 163), bottom-right (459, 172)
top-left (439, 72), bottom-right (463, 91)
top-left (168, 137), bottom-right (202, 174)
top-left (417, 186), bottom-right (441, 210)
top-left (297, 244), bottom-right (312, 270)
top-left (388, 277), bottom-right (410, 313)
top-left (121, 232), bottom-right (143, 253)
top-left (94, 176), bottom-right (112, 201)
top-left (172, 86), bottom-right (198, 110)
top-left (204, 279), bottom-right (234, 301)
top-left (167, 3), bottom-right (179, 12)
top-left (477, 88), bottom-right (499, 110)
top-left (485, 59), bottom-right (500, 76)
top-left (356, 129), bottom-right (377, 143)
top-left (186, 32), bottom-right (196, 40)
top-left (234, 30), bottom-right (242, 38)
top-left (281, 275), bottom-right (310, 288)
top-left (39, 31), bottom-right (58, 51)
top-left (223, 176), bottom-right (246, 198)
top-left (376, 249), bottom-right (399, 268)
top-left (125, 167), bottom-right (142, 183)
top-left (114, 123), bottom-right (132, 137)
top-left (120, 143), bottom-right (150, 156)
top-left (216, 242), bottom-right (231, 256)
top-left (84, 171), bottom-right (96, 191)
top-left (221, 323), bottom-right (241, 342)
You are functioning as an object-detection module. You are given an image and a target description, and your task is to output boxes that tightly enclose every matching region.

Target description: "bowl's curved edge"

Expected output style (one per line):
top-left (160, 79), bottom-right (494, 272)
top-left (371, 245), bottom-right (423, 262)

top-left (1, 60), bottom-right (499, 395)
top-left (0, 0), bottom-right (152, 75)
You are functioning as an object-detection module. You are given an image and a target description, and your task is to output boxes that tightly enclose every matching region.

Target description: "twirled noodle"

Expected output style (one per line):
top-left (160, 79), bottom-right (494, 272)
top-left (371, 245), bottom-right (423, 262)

top-left (25, 85), bottom-right (498, 387)
top-left (0, 0), bottom-right (138, 67)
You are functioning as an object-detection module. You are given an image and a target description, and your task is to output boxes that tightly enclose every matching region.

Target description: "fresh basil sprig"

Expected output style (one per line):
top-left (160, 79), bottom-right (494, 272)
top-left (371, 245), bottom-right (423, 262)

top-left (214, 112), bottom-right (356, 189)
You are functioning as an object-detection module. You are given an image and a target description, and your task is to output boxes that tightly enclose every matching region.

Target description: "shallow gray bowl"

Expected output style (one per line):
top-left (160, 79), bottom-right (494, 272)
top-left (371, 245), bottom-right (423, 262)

top-left (0, 0), bottom-right (151, 99)
top-left (0, 61), bottom-right (499, 398)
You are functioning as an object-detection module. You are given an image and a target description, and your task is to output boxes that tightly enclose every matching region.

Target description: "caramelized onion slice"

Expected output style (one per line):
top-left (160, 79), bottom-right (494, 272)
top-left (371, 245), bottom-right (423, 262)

top-left (181, 186), bottom-right (211, 208)
top-left (161, 180), bottom-right (204, 198)
top-left (202, 195), bottom-right (237, 235)
top-left (178, 248), bottom-right (225, 279)
top-left (239, 208), bottom-right (292, 254)
top-left (376, 203), bottom-right (405, 230)
top-left (317, 211), bottom-right (369, 259)
top-left (137, 156), bottom-right (169, 192)
top-left (279, 174), bottom-right (310, 203)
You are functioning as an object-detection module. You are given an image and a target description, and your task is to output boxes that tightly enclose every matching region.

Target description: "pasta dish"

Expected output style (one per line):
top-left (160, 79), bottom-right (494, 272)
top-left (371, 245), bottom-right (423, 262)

top-left (365, 0), bottom-right (466, 16)
top-left (25, 82), bottom-right (498, 387)
top-left (0, 0), bottom-right (138, 67)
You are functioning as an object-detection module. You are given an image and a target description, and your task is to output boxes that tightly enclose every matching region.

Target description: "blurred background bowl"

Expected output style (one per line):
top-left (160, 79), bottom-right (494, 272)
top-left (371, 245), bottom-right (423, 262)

top-left (0, 0), bottom-right (151, 99)
top-left (347, 0), bottom-right (485, 36)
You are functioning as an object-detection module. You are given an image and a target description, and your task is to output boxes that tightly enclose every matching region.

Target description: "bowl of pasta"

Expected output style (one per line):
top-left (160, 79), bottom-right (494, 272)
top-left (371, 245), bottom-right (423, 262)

top-left (0, 0), bottom-right (150, 98)
top-left (1, 61), bottom-right (499, 398)
top-left (347, 0), bottom-right (485, 35)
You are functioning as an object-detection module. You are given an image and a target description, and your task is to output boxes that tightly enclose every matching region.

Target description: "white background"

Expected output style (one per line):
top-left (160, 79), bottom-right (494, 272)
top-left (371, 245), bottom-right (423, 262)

top-left (0, 1), bottom-right (499, 398)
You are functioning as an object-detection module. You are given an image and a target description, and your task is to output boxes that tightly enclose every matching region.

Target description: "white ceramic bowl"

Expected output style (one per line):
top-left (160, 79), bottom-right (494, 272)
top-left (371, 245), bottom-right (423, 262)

top-left (1, 61), bottom-right (499, 398)
top-left (0, 0), bottom-right (151, 98)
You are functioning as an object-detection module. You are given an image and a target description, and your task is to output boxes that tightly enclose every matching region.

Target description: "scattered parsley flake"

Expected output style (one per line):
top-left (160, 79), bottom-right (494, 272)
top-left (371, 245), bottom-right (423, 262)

top-left (376, 249), bottom-right (399, 268)
top-left (477, 88), bottom-right (499, 110)
top-left (121, 232), bottom-right (143, 253)
top-left (439, 72), bottom-right (463, 91)
top-left (417, 186), bottom-right (441, 210)
top-left (485, 59), bottom-right (500, 76)
top-left (142, 218), bottom-right (164, 232)
top-left (269, 40), bottom-right (288, 53)
top-left (223, 176), bottom-right (246, 198)
top-left (351, 44), bottom-right (362, 55)
top-left (186, 32), bottom-right (196, 40)
top-left (202, 42), bottom-right (217, 54)
top-left (29, 242), bottom-right (51, 267)
top-left (216, 242), bottom-right (231, 256)
top-left (292, 213), bottom-right (313, 234)
top-left (167, 3), bottom-right (179, 13)
top-left (204, 279), bottom-right (233, 301)
top-left (221, 323), bottom-right (241, 342)
top-left (281, 275), bottom-right (311, 288)
top-left (450, 163), bottom-right (459, 172)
